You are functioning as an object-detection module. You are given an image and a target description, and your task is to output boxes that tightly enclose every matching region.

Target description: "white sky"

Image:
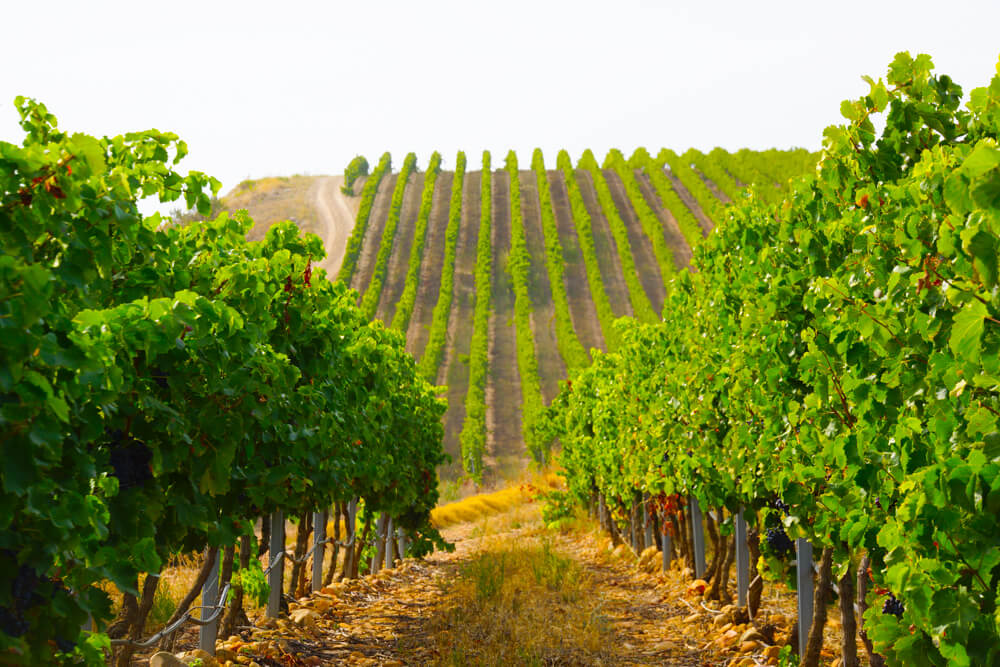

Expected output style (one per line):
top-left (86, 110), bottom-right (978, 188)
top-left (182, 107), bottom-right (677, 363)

top-left (3, 0), bottom-right (999, 210)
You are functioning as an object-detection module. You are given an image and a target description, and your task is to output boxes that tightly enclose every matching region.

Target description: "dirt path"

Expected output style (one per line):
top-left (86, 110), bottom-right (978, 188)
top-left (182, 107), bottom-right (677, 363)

top-left (574, 170), bottom-right (633, 319)
top-left (517, 170), bottom-right (566, 404)
top-left (310, 175), bottom-right (363, 279)
top-left (486, 170), bottom-right (524, 479)
top-left (634, 170), bottom-right (693, 270)
top-left (406, 171), bottom-right (454, 360)
top-left (376, 173), bottom-right (424, 325)
top-left (439, 171), bottom-right (481, 478)
top-left (602, 169), bottom-right (666, 315)
top-left (351, 173), bottom-right (397, 299)
top-left (190, 503), bottom-right (721, 666)
top-left (547, 171), bottom-right (605, 355)
top-left (662, 168), bottom-right (714, 236)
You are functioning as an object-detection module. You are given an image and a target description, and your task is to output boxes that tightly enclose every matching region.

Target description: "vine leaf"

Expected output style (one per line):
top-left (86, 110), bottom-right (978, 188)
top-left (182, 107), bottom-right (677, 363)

top-left (950, 300), bottom-right (987, 361)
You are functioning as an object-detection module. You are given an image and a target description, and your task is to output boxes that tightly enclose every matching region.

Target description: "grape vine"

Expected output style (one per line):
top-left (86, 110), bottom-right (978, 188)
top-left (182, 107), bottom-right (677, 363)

top-left (546, 53), bottom-right (1000, 667)
top-left (0, 102), bottom-right (447, 664)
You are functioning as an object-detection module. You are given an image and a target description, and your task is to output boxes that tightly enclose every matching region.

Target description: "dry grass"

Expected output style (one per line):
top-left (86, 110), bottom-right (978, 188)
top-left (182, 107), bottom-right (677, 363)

top-left (220, 174), bottom-right (320, 241)
top-left (431, 470), bottom-right (562, 530)
top-left (422, 535), bottom-right (613, 666)
top-left (105, 470), bottom-right (561, 642)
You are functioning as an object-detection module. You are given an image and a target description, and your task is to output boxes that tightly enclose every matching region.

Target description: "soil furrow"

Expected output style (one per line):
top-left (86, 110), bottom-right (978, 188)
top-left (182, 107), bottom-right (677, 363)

top-left (376, 172), bottom-right (424, 324)
top-left (547, 170), bottom-right (605, 354)
top-left (486, 170), bottom-right (524, 478)
top-left (574, 170), bottom-right (633, 318)
top-left (517, 170), bottom-right (566, 405)
top-left (602, 169), bottom-right (666, 315)
top-left (406, 171), bottom-right (454, 359)
top-left (634, 169), bottom-right (693, 270)
top-left (694, 167), bottom-right (732, 203)
top-left (350, 173), bottom-right (397, 299)
top-left (662, 167), bottom-right (714, 236)
top-left (439, 171), bottom-right (481, 478)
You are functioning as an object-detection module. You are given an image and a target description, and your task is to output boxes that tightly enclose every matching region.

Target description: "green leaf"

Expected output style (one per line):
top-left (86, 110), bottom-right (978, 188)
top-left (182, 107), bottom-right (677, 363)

top-left (950, 300), bottom-right (988, 361)
top-left (964, 231), bottom-right (998, 288)
top-left (3, 444), bottom-right (36, 494)
top-left (962, 143), bottom-right (1000, 179)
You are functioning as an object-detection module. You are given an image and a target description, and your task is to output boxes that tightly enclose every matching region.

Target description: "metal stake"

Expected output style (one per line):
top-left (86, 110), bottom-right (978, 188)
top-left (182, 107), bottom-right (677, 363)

top-left (690, 497), bottom-right (707, 578)
top-left (312, 510), bottom-right (326, 593)
top-left (796, 538), bottom-right (814, 658)
top-left (660, 512), bottom-right (673, 572)
top-left (735, 508), bottom-right (749, 607)
top-left (384, 517), bottom-right (395, 569)
top-left (199, 549), bottom-right (219, 654)
top-left (267, 512), bottom-right (284, 618)
top-left (643, 494), bottom-right (654, 551)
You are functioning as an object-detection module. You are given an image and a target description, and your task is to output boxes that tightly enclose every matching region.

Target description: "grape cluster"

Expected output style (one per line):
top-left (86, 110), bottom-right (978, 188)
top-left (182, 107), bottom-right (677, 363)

top-left (882, 593), bottom-right (904, 618)
top-left (0, 561), bottom-right (42, 639)
top-left (772, 498), bottom-right (790, 515)
top-left (107, 431), bottom-right (153, 490)
top-left (150, 367), bottom-right (169, 391)
top-left (765, 527), bottom-right (795, 558)
top-left (0, 606), bottom-right (28, 638)
top-left (54, 635), bottom-right (76, 653)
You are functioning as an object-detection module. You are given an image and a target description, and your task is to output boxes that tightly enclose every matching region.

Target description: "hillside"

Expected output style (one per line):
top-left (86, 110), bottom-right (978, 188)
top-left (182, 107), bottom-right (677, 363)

top-left (221, 149), bottom-right (816, 483)
top-left (335, 149), bottom-right (816, 482)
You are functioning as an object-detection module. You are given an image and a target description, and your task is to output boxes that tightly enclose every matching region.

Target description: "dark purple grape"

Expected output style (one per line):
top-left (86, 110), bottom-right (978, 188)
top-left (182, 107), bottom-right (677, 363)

top-left (0, 607), bottom-right (28, 638)
top-left (109, 440), bottom-right (153, 490)
top-left (772, 498), bottom-right (790, 515)
top-left (765, 527), bottom-right (795, 559)
top-left (150, 367), bottom-right (169, 391)
top-left (55, 635), bottom-right (77, 653)
top-left (882, 593), bottom-right (904, 617)
top-left (11, 565), bottom-right (40, 609)
top-left (874, 496), bottom-right (883, 509)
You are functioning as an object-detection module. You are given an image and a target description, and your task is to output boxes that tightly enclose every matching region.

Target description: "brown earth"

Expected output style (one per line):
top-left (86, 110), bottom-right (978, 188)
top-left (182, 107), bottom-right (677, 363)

top-left (376, 172), bottom-right (424, 325)
top-left (602, 169), bottom-right (666, 315)
top-left (547, 170), bottom-right (605, 355)
top-left (224, 175), bottom-right (321, 243)
top-left (517, 170), bottom-right (567, 405)
top-left (485, 170), bottom-right (524, 480)
top-left (662, 168), bottom-right (714, 236)
top-left (634, 170), bottom-right (693, 270)
top-left (574, 170), bottom-right (633, 319)
top-left (694, 167), bottom-right (732, 203)
top-left (155, 499), bottom-right (842, 666)
top-left (406, 171), bottom-right (454, 360)
top-left (351, 173), bottom-right (397, 299)
top-left (439, 171), bottom-right (482, 478)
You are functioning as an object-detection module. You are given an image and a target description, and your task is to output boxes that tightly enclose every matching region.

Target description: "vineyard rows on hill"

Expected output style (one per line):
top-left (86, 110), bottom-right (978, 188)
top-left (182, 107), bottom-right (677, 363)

top-left (340, 145), bottom-right (814, 481)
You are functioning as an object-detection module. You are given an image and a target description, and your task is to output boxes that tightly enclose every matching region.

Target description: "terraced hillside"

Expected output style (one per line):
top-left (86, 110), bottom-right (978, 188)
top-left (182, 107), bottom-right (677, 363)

top-left (336, 148), bottom-right (816, 483)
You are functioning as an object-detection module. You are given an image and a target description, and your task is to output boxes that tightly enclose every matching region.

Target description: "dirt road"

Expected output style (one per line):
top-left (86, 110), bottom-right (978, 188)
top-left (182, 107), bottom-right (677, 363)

top-left (310, 175), bottom-right (362, 279)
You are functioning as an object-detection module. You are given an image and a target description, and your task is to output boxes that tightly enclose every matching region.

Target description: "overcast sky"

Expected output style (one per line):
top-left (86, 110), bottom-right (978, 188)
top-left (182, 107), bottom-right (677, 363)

top-left (3, 0), bottom-right (999, 208)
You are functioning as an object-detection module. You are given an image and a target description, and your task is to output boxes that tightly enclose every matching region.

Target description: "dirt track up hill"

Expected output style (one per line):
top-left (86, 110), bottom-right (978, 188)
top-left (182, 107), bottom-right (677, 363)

top-left (547, 170), bottom-right (606, 356)
top-left (350, 173), bottom-right (396, 298)
top-left (574, 170), bottom-right (634, 319)
top-left (485, 170), bottom-right (524, 480)
top-left (376, 172), bottom-right (424, 324)
top-left (406, 171), bottom-right (454, 360)
top-left (603, 169), bottom-right (666, 315)
top-left (438, 171), bottom-right (482, 477)
top-left (517, 170), bottom-right (566, 404)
